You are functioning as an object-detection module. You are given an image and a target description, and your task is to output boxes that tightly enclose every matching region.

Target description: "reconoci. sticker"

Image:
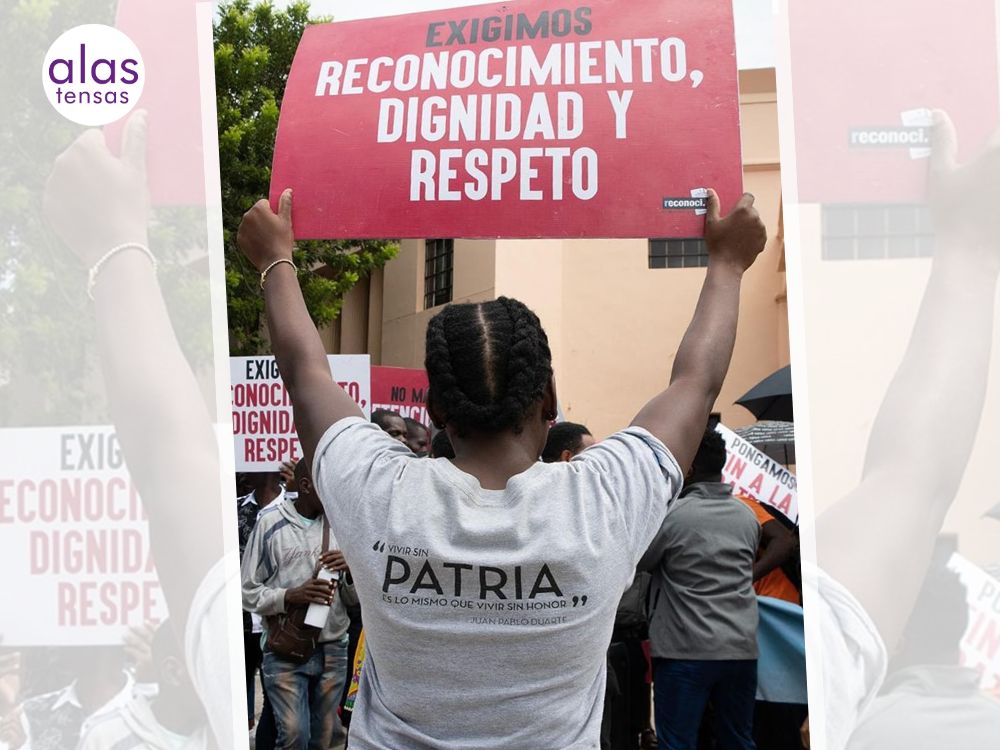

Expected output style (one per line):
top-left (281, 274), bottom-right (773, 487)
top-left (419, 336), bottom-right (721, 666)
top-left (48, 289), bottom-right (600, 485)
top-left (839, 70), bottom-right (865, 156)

top-left (848, 126), bottom-right (930, 147)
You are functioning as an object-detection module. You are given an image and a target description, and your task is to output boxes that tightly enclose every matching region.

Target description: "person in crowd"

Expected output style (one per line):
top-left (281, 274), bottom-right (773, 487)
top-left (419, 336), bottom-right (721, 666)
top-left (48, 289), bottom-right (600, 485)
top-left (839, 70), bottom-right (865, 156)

top-left (241, 460), bottom-right (357, 750)
top-left (370, 409), bottom-right (408, 444)
top-left (845, 546), bottom-right (1000, 749)
top-left (338, 609), bottom-right (363, 745)
top-left (734, 494), bottom-right (799, 604)
top-left (758, 504), bottom-right (802, 597)
top-left (640, 427), bottom-right (762, 750)
top-left (541, 422), bottom-right (595, 463)
top-left (731, 494), bottom-right (803, 750)
top-left (237, 472), bottom-right (284, 737)
top-left (404, 418), bottom-right (432, 457)
top-left (3, 647), bottom-right (136, 750)
top-left (543, 422), bottom-right (656, 749)
top-left (235, 186), bottom-right (765, 746)
top-left (236, 473), bottom-right (256, 497)
top-left (238, 472), bottom-right (285, 554)
top-left (341, 628), bottom-right (367, 748)
top-left (430, 429), bottom-right (455, 459)
top-left (77, 620), bottom-right (208, 749)
top-left (605, 569), bottom-right (657, 750)
top-left (279, 460), bottom-right (299, 496)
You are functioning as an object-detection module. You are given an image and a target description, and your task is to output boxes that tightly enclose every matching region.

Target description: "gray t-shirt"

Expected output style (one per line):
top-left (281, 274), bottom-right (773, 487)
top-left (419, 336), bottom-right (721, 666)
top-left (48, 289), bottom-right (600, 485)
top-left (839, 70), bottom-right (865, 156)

top-left (313, 418), bottom-right (682, 749)
top-left (846, 665), bottom-right (1000, 750)
top-left (639, 482), bottom-right (761, 660)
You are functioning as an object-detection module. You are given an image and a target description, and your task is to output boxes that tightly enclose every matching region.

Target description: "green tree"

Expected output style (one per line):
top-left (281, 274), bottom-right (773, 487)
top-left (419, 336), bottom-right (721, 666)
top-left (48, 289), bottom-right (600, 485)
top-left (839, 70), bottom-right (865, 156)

top-left (0, 0), bottom-right (212, 426)
top-left (0, 1), bottom-right (95, 426)
top-left (215, 0), bottom-right (398, 355)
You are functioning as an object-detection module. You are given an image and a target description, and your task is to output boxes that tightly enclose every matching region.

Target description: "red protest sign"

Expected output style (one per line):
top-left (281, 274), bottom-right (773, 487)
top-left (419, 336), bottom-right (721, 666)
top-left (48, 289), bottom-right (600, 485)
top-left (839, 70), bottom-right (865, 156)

top-left (105, 0), bottom-right (206, 206)
top-left (790, 0), bottom-right (999, 204)
top-left (371, 366), bottom-right (431, 427)
top-left (270, 0), bottom-right (742, 239)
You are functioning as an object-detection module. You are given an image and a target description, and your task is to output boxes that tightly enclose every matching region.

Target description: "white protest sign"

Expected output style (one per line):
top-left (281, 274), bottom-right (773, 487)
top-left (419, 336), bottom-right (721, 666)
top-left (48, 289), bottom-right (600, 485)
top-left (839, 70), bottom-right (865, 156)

top-left (230, 355), bottom-right (371, 472)
top-left (0, 426), bottom-right (167, 645)
top-left (716, 423), bottom-right (799, 523)
top-left (949, 553), bottom-right (1000, 690)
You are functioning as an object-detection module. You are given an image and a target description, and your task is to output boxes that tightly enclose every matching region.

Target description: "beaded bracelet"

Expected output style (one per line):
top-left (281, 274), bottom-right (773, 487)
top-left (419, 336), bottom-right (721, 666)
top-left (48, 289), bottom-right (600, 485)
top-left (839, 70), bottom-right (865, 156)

top-left (87, 243), bottom-right (158, 301)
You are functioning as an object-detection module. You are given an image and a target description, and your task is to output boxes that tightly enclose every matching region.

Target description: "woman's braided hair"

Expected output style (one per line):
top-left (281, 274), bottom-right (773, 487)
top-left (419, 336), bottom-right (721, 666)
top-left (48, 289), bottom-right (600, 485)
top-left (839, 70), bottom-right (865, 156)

top-left (425, 297), bottom-right (553, 436)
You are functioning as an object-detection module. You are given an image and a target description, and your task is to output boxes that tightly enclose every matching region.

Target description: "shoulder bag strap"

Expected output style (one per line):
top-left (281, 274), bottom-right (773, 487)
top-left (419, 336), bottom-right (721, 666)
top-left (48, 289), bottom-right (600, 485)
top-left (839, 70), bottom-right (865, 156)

top-left (312, 515), bottom-right (331, 577)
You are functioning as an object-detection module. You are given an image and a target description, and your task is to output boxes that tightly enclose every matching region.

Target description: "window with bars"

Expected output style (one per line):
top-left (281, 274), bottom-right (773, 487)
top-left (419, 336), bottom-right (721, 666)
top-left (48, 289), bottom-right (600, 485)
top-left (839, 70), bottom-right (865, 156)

top-left (822, 204), bottom-right (934, 260)
top-left (648, 238), bottom-right (709, 269)
top-left (424, 239), bottom-right (454, 309)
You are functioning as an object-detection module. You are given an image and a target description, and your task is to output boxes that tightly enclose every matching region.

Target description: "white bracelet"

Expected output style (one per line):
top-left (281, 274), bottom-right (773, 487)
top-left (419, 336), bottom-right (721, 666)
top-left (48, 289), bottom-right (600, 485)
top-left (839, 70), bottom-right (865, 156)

top-left (87, 243), bottom-right (158, 301)
top-left (259, 258), bottom-right (297, 290)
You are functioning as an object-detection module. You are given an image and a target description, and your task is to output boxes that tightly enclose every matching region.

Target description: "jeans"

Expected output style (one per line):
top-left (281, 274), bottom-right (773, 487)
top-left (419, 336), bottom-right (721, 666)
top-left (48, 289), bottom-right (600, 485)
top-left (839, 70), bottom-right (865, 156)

top-left (256, 690), bottom-right (277, 750)
top-left (262, 638), bottom-right (349, 750)
top-left (653, 658), bottom-right (757, 750)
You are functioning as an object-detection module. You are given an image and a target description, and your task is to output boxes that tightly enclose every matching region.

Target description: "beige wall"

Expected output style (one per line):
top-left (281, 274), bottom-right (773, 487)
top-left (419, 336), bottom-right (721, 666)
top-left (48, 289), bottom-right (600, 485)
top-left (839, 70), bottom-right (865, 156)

top-left (794, 202), bottom-right (1000, 568)
top-left (378, 238), bottom-right (498, 367)
top-left (491, 177), bottom-right (784, 439)
top-left (341, 69), bottom-right (788, 439)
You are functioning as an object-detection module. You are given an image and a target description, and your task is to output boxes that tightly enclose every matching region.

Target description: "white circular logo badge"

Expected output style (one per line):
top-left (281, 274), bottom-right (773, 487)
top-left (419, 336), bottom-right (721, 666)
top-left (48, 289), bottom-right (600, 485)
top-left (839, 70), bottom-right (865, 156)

top-left (42, 24), bottom-right (145, 126)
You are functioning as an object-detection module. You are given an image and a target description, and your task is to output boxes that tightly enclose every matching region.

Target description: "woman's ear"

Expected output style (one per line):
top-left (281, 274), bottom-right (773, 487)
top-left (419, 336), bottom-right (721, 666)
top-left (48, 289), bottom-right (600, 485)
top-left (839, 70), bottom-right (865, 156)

top-left (428, 403), bottom-right (445, 430)
top-left (542, 375), bottom-right (558, 422)
top-left (427, 391), bottom-right (446, 430)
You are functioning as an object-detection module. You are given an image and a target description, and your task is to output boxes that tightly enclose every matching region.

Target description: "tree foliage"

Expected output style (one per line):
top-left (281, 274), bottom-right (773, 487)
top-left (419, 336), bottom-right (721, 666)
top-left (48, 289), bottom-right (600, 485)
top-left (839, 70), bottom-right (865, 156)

top-left (0, 0), bottom-right (213, 425)
top-left (0, 1), bottom-right (98, 425)
top-left (215, 0), bottom-right (398, 355)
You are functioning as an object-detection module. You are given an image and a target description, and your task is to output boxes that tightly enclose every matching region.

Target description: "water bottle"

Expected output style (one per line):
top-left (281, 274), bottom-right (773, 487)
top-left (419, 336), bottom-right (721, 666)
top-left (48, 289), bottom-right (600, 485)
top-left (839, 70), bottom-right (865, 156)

top-left (304, 569), bottom-right (339, 628)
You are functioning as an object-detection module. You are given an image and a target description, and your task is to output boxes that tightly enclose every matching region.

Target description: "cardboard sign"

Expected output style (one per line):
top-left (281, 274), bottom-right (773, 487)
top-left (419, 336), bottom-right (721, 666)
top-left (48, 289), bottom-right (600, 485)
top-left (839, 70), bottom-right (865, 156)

top-left (789, 0), bottom-right (999, 203)
top-left (949, 553), bottom-right (1000, 690)
top-left (0, 427), bottom-right (168, 645)
top-left (371, 366), bottom-right (431, 427)
top-left (716, 423), bottom-right (798, 523)
top-left (230, 355), bottom-right (371, 472)
top-left (270, 0), bottom-right (742, 239)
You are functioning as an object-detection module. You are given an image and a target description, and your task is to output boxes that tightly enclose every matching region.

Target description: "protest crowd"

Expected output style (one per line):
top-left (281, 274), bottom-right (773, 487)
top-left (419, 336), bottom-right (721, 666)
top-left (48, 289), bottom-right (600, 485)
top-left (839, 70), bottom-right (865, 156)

top-left (0, 19), bottom-right (805, 739)
top-left (236, 422), bottom-right (804, 750)
top-left (9, 0), bottom-right (1000, 748)
top-left (229, 186), bottom-right (807, 750)
top-left (0, 191), bottom-right (806, 750)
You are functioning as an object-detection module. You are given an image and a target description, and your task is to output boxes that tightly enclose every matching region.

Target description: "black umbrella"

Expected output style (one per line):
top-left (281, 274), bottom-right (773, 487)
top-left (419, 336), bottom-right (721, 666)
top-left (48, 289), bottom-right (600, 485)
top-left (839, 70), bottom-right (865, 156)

top-left (734, 420), bottom-right (796, 466)
top-left (736, 365), bottom-right (793, 422)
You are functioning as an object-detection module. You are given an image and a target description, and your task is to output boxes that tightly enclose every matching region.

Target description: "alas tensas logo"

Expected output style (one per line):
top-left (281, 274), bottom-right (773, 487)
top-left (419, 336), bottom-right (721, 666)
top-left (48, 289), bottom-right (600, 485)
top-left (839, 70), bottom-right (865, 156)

top-left (42, 24), bottom-right (144, 126)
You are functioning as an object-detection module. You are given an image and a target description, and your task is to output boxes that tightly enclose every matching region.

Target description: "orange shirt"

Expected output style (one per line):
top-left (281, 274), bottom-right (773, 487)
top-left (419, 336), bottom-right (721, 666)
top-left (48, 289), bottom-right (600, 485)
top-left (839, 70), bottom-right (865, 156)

top-left (735, 493), bottom-right (801, 605)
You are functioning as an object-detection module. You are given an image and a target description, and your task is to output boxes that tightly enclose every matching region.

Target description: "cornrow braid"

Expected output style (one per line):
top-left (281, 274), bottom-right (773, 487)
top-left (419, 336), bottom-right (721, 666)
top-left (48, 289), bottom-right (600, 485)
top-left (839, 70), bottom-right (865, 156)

top-left (425, 297), bottom-right (553, 436)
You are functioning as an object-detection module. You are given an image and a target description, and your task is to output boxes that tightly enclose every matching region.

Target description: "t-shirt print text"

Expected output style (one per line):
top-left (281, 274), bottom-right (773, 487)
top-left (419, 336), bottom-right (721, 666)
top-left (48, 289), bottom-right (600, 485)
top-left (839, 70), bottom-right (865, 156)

top-left (372, 538), bottom-right (591, 626)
